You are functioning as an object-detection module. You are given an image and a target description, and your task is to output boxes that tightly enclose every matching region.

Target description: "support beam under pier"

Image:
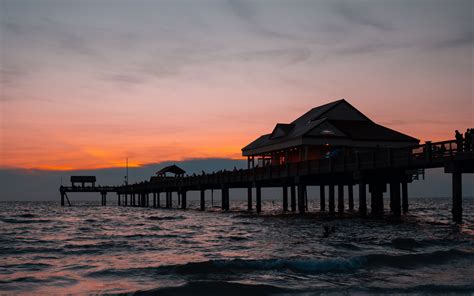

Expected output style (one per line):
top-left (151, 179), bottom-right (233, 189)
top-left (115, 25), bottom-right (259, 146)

top-left (282, 186), bottom-right (288, 212)
top-left (348, 185), bottom-right (354, 211)
top-left (200, 189), bottom-right (205, 211)
top-left (181, 191), bottom-right (187, 209)
top-left (247, 187), bottom-right (253, 211)
top-left (320, 185), bottom-right (325, 212)
top-left (328, 185), bottom-right (335, 215)
top-left (298, 184), bottom-right (306, 214)
top-left (359, 182), bottom-right (367, 217)
top-left (402, 181), bottom-right (408, 213)
top-left (290, 185), bottom-right (296, 212)
top-left (390, 181), bottom-right (401, 217)
top-left (256, 186), bottom-right (262, 214)
top-left (452, 172), bottom-right (462, 223)
top-left (338, 185), bottom-right (344, 214)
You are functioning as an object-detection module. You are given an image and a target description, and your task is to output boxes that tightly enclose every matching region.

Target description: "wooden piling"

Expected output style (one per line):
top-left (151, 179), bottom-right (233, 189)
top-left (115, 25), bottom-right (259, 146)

top-left (402, 181), bottom-right (408, 213)
top-left (256, 186), bottom-right (262, 213)
top-left (221, 187), bottom-right (229, 211)
top-left (329, 185), bottom-right (335, 215)
top-left (337, 184), bottom-right (344, 214)
top-left (181, 191), bottom-right (187, 209)
top-left (320, 185), bottom-right (325, 211)
top-left (200, 189), bottom-right (205, 211)
top-left (390, 181), bottom-right (401, 216)
top-left (282, 186), bottom-right (288, 212)
top-left (166, 192), bottom-right (171, 208)
top-left (348, 185), bottom-right (354, 211)
top-left (247, 187), bottom-right (253, 211)
top-left (298, 184), bottom-right (306, 213)
top-left (390, 181), bottom-right (401, 217)
top-left (452, 172), bottom-right (462, 223)
top-left (290, 185), bottom-right (296, 212)
top-left (370, 183), bottom-right (385, 216)
top-left (359, 182), bottom-right (367, 216)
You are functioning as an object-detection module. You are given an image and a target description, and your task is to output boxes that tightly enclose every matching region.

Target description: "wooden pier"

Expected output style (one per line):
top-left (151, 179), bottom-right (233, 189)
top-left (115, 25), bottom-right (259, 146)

top-left (60, 139), bottom-right (474, 222)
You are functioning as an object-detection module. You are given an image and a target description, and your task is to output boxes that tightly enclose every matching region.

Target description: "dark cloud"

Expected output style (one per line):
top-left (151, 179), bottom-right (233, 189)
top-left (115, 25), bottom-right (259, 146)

top-left (428, 30), bottom-right (473, 49)
top-left (226, 0), bottom-right (296, 40)
top-left (101, 73), bottom-right (146, 85)
top-left (332, 2), bottom-right (392, 31)
top-left (0, 158), bottom-right (247, 201)
top-left (236, 48), bottom-right (312, 65)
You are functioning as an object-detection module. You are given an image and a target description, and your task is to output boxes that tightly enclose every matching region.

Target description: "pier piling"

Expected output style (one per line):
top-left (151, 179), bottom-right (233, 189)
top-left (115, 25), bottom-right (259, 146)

top-left (181, 191), bottom-right (187, 209)
top-left (329, 185), bottom-right (335, 215)
top-left (290, 185), bottom-right (296, 212)
top-left (247, 187), bottom-right (253, 211)
top-left (282, 186), bottom-right (288, 212)
top-left (298, 184), bottom-right (306, 213)
top-left (402, 181), bottom-right (408, 213)
top-left (452, 172), bottom-right (462, 223)
top-left (337, 184), bottom-right (344, 214)
top-left (348, 185), bottom-right (354, 211)
top-left (390, 181), bottom-right (401, 217)
top-left (256, 186), bottom-right (262, 213)
top-left (359, 182), bottom-right (367, 216)
top-left (320, 185), bottom-right (325, 212)
top-left (200, 189), bottom-right (205, 211)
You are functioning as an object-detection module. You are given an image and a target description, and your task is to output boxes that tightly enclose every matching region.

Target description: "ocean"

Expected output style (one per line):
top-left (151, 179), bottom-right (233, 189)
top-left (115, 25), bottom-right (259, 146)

top-left (1, 197), bottom-right (473, 295)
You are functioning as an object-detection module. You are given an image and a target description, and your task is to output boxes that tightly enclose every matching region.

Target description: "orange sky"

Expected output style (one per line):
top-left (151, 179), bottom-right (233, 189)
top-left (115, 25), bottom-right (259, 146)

top-left (1, 0), bottom-right (472, 170)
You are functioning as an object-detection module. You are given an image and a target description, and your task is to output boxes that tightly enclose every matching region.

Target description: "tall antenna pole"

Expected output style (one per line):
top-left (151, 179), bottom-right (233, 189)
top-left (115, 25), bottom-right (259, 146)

top-left (126, 157), bottom-right (129, 185)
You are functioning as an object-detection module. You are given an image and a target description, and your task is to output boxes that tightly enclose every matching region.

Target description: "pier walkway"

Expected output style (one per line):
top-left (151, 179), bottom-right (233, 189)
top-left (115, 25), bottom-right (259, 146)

top-left (60, 139), bottom-right (474, 222)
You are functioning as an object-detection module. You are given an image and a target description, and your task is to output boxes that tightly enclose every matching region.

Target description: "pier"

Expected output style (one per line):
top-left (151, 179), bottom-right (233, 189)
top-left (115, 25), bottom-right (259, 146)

top-left (60, 139), bottom-right (473, 222)
top-left (59, 100), bottom-right (474, 222)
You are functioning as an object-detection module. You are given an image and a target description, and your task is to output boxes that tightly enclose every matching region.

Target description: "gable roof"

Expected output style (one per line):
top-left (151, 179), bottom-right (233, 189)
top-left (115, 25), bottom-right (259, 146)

top-left (156, 164), bottom-right (186, 176)
top-left (270, 123), bottom-right (294, 139)
top-left (291, 99), bottom-right (371, 126)
top-left (328, 120), bottom-right (419, 142)
top-left (242, 99), bottom-right (419, 154)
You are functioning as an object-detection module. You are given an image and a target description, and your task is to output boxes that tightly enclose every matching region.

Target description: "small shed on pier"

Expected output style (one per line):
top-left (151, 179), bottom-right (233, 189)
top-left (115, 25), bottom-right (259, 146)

top-left (242, 99), bottom-right (419, 168)
top-left (155, 165), bottom-right (186, 178)
top-left (70, 176), bottom-right (96, 187)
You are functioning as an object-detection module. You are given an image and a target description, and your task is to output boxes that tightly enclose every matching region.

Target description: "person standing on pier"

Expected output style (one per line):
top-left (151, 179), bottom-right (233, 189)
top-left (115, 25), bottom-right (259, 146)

top-left (465, 129), bottom-right (472, 151)
top-left (455, 130), bottom-right (463, 152)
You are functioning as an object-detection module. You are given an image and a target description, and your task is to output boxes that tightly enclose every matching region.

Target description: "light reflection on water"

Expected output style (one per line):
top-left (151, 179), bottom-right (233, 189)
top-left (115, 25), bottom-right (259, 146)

top-left (0, 197), bottom-right (473, 295)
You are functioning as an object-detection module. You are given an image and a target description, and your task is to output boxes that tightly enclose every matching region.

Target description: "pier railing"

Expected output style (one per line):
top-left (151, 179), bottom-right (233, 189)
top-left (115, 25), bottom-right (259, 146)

top-left (121, 139), bottom-right (466, 192)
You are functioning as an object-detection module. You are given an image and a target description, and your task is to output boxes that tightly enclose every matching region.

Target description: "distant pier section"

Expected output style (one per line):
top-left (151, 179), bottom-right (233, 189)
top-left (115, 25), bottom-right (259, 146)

top-left (60, 100), bottom-right (474, 222)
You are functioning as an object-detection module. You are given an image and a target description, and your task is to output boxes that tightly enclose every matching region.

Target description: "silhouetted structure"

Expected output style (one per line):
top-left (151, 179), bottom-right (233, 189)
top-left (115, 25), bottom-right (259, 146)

top-left (60, 99), bottom-right (474, 223)
top-left (242, 99), bottom-right (419, 168)
top-left (70, 176), bottom-right (96, 187)
top-left (155, 164), bottom-right (186, 177)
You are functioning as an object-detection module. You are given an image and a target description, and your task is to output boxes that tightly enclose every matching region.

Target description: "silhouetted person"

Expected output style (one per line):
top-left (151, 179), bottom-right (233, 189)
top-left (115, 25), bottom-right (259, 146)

top-left (465, 129), bottom-right (472, 151)
top-left (471, 129), bottom-right (474, 150)
top-left (455, 130), bottom-right (463, 152)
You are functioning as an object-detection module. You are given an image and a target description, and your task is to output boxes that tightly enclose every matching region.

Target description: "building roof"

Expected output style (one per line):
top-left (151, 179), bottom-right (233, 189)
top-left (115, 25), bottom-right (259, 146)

top-left (70, 176), bottom-right (96, 183)
top-left (156, 164), bottom-right (186, 176)
top-left (242, 99), bottom-right (419, 155)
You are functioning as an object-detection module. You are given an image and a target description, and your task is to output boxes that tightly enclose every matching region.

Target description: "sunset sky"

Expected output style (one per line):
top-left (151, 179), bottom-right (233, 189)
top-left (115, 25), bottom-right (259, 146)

top-left (1, 0), bottom-right (472, 170)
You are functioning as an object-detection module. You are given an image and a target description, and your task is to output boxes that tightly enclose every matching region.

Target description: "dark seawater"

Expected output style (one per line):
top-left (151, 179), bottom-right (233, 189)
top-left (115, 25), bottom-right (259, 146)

top-left (1, 197), bottom-right (473, 295)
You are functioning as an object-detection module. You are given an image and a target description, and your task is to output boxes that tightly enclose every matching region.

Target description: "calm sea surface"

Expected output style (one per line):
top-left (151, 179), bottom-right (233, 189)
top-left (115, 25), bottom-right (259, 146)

top-left (1, 197), bottom-right (473, 295)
